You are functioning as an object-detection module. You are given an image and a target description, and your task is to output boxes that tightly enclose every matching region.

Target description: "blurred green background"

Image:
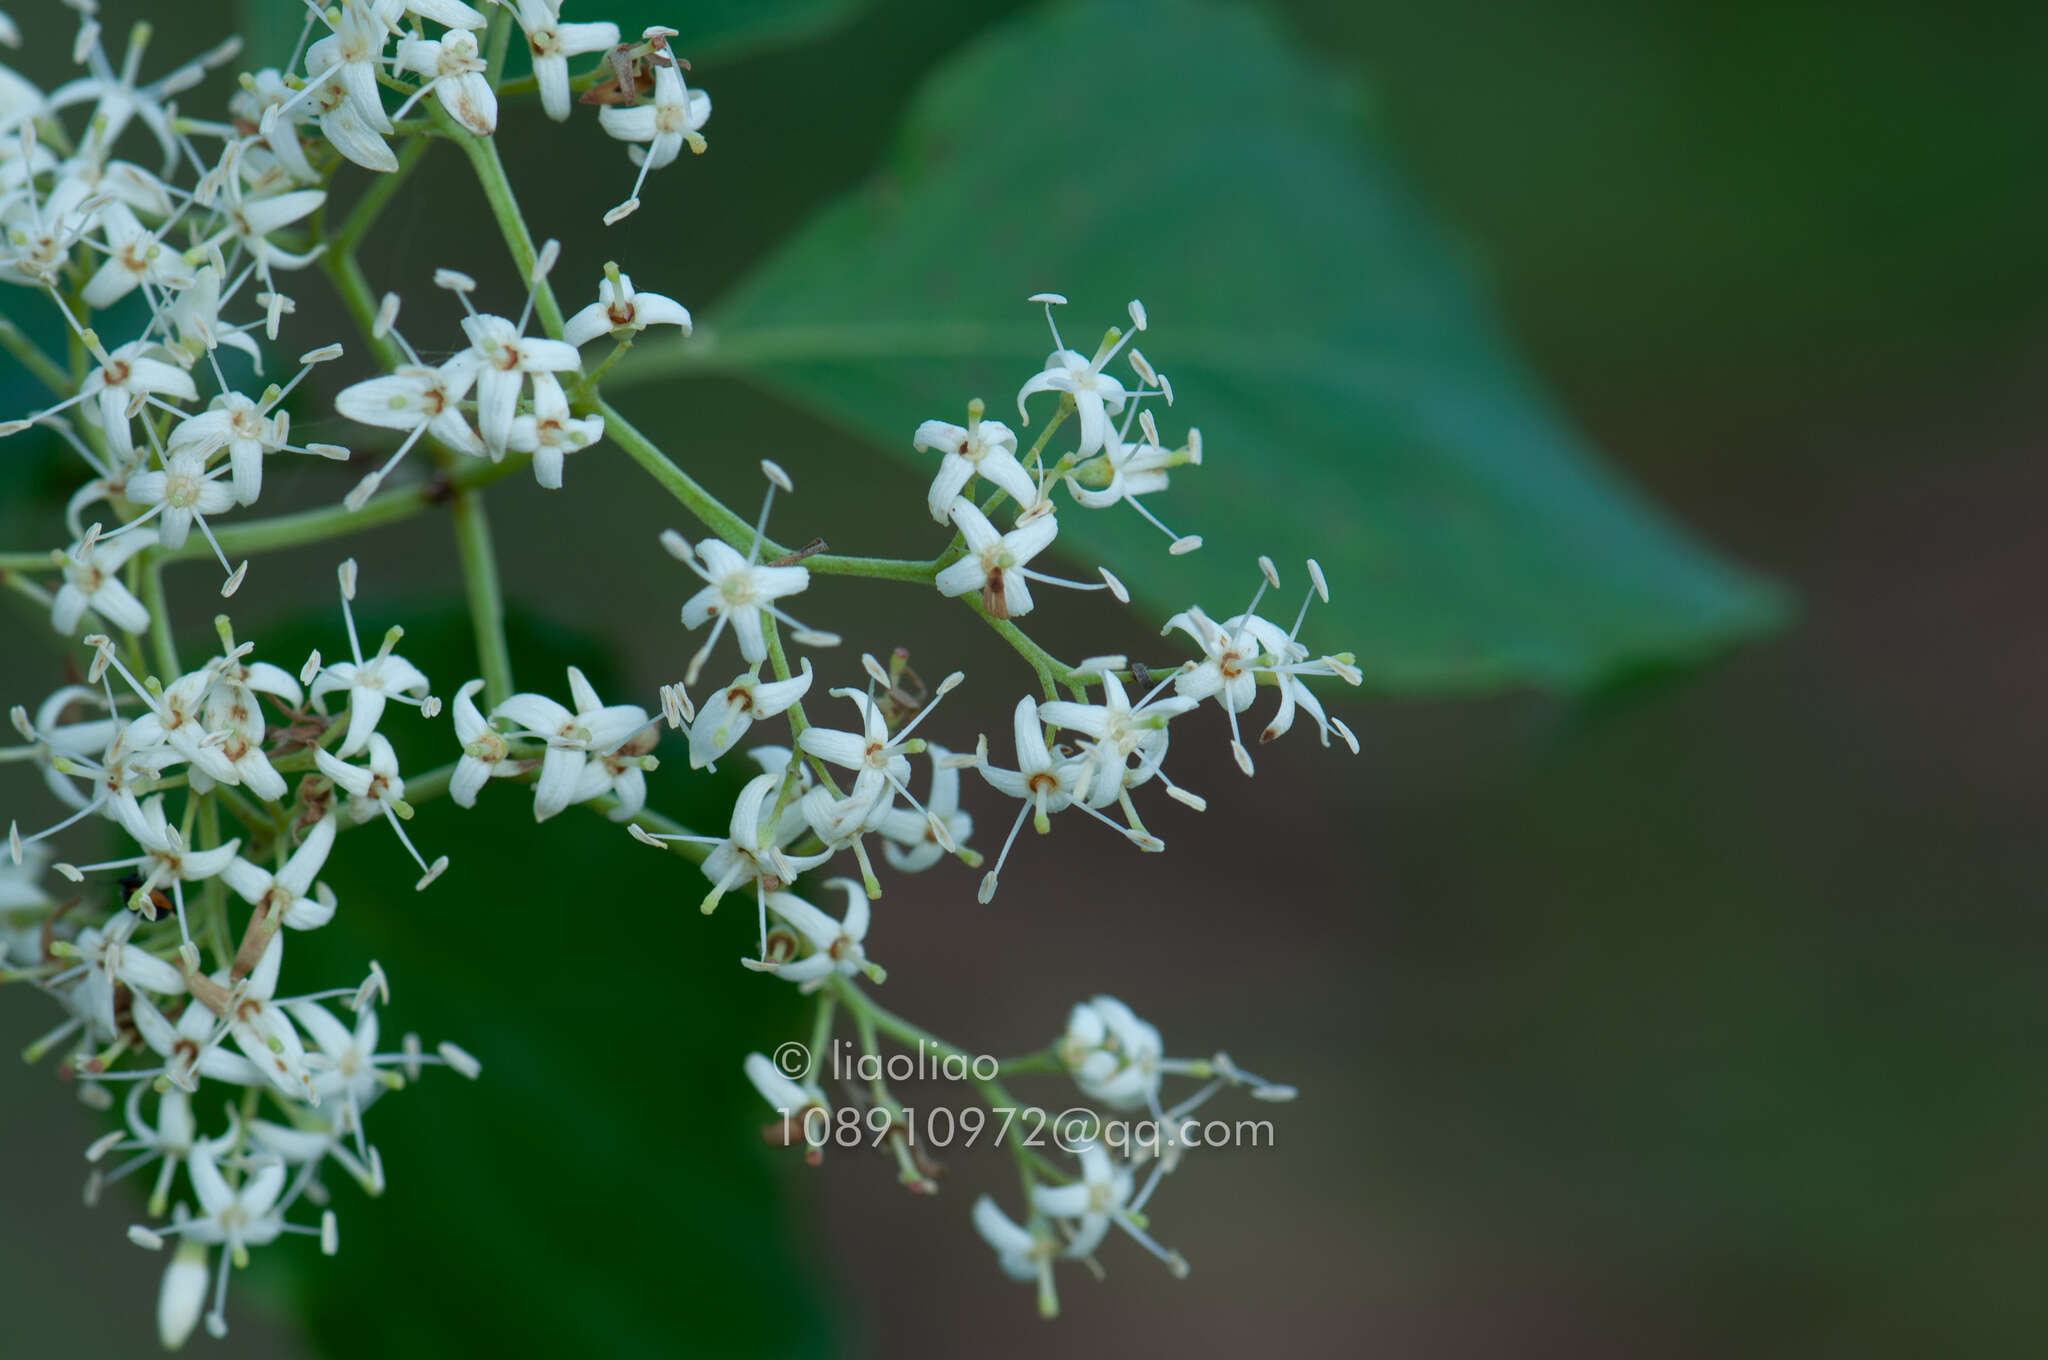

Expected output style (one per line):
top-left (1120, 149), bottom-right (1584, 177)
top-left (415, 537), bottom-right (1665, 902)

top-left (4, 0), bottom-right (2045, 1355)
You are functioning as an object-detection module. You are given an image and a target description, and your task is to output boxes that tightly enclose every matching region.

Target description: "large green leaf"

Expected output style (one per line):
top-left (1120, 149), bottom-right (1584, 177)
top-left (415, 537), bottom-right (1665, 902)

top-left (618, 0), bottom-right (1786, 692)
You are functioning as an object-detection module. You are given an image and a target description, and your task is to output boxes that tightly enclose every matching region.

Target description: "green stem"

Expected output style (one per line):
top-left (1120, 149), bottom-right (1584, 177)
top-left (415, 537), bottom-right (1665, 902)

top-left (159, 458), bottom-right (522, 565)
top-left (141, 551), bottom-right (178, 677)
top-left (448, 487), bottom-right (515, 708)
top-left (196, 794), bottom-right (233, 972)
top-left (803, 993), bottom-right (838, 1085)
top-left (833, 977), bottom-right (1037, 1117)
top-left (440, 105), bottom-right (565, 338)
top-left (482, 6), bottom-right (514, 84)
top-left (0, 316), bottom-right (70, 397)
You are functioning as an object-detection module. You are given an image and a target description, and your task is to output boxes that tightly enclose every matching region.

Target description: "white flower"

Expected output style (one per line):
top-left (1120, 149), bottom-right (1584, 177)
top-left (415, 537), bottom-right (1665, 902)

top-left (1037, 669), bottom-right (1202, 811)
top-left (308, 560), bottom-right (434, 756)
top-left (333, 357), bottom-right (486, 508)
top-left (875, 744), bottom-right (974, 873)
top-left (212, 932), bottom-right (320, 1103)
top-left (81, 341), bottom-right (199, 463)
top-left (747, 878), bottom-right (882, 984)
top-left (315, 733), bottom-right (448, 889)
top-left (913, 400), bottom-right (1039, 523)
top-left (974, 696), bottom-right (1158, 903)
top-left (507, 0), bottom-right (619, 122)
top-left (797, 666), bottom-right (963, 839)
top-left (1031, 1141), bottom-right (1185, 1276)
top-left (229, 69), bottom-right (319, 183)
top-left (687, 660), bottom-right (812, 769)
top-left (1015, 296), bottom-right (1149, 458)
top-left (221, 814), bottom-right (340, 933)
top-left (123, 446), bottom-right (235, 551)
top-left (972, 1196), bottom-right (1059, 1315)
top-left (599, 46), bottom-right (711, 223)
top-left (395, 28), bottom-right (495, 135)
top-left (563, 265), bottom-right (691, 347)
top-left (631, 769), bottom-right (830, 955)
top-left (491, 666), bottom-right (651, 822)
top-left (667, 464), bottom-right (836, 684)
top-left (933, 501), bottom-right (1059, 620)
top-left (458, 311), bottom-right (582, 458)
top-left (51, 527), bottom-right (156, 635)
top-left (46, 20), bottom-right (239, 175)
top-left (506, 371), bottom-right (604, 489)
top-left (1164, 560), bottom-right (1360, 774)
top-left (71, 791), bottom-right (242, 945)
top-left (1066, 410), bottom-right (1203, 553)
top-left (131, 988), bottom-right (263, 1092)
top-left (169, 343), bottom-right (345, 506)
top-left (1059, 996), bottom-right (1164, 1112)
top-left (69, 914), bottom-right (186, 1040)
top-left (88, 1083), bottom-right (208, 1217)
top-left (743, 1050), bottom-right (828, 1164)
top-left (148, 1144), bottom-right (298, 1339)
top-left (82, 201), bottom-right (194, 309)
top-left (304, 60), bottom-right (397, 173)
top-left (449, 679), bottom-right (522, 806)
top-left (306, 1), bottom-right (396, 143)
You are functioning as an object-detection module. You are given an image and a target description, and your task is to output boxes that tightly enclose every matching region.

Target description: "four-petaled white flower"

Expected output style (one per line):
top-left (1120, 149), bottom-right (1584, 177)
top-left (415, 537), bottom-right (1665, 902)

top-left (507, 0), bottom-right (619, 122)
top-left (564, 265), bottom-right (693, 347)
top-left (934, 501), bottom-right (1059, 620)
top-left (747, 877), bottom-right (883, 984)
top-left (688, 660), bottom-right (812, 770)
top-left (599, 44), bottom-right (711, 224)
top-left (459, 312), bottom-right (582, 459)
top-left (972, 1196), bottom-right (1059, 1316)
top-left (123, 445), bottom-right (235, 551)
top-left (309, 560), bottom-right (435, 757)
top-left (491, 666), bottom-right (651, 822)
top-left (877, 745), bottom-right (974, 873)
top-left (1030, 1140), bottom-right (1185, 1276)
top-left (1015, 295), bottom-right (1148, 458)
top-left (1059, 995), bottom-right (1164, 1112)
top-left (913, 400), bottom-right (1039, 523)
top-left (221, 814), bottom-right (340, 934)
top-left (743, 1050), bottom-right (829, 1165)
top-left (394, 28), bottom-right (496, 137)
top-left (52, 527), bottom-right (157, 635)
top-left (507, 371), bottom-right (604, 489)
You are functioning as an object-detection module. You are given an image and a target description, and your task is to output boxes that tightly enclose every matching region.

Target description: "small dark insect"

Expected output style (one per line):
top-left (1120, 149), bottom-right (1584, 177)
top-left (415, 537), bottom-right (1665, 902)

top-left (116, 872), bottom-right (171, 922)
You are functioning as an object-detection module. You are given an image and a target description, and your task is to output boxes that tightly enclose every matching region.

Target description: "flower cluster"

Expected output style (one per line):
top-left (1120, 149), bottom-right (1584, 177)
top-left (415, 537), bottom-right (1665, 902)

top-left (0, 1), bottom-right (1360, 1345)
top-left (3, 580), bottom-right (474, 1344)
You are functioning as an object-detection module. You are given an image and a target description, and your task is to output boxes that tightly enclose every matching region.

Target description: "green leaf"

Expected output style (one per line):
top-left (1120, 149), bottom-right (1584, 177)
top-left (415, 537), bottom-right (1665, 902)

top-left (246, 608), bottom-right (831, 1358)
top-left (623, 0), bottom-right (1786, 692)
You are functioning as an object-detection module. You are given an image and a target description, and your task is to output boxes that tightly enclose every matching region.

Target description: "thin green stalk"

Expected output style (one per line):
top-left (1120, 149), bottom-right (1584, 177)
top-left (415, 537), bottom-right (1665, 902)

top-left (482, 6), bottom-right (514, 84)
top-left (803, 993), bottom-right (838, 1085)
top-left (0, 317), bottom-right (70, 397)
top-left (440, 106), bottom-right (564, 338)
top-left (141, 551), bottom-right (178, 677)
top-left (448, 488), bottom-right (514, 708)
top-left (196, 794), bottom-right (233, 972)
top-left (159, 457), bottom-right (523, 564)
